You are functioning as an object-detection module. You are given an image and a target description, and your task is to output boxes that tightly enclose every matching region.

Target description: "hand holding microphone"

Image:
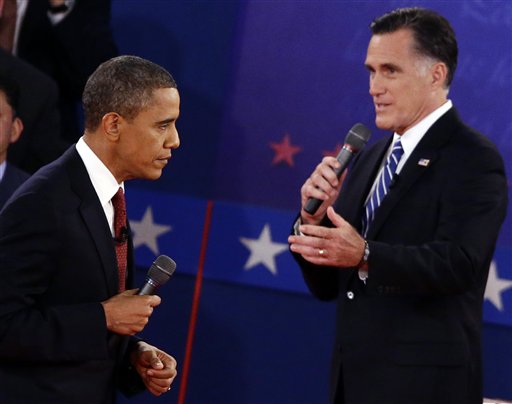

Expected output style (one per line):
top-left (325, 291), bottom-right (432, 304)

top-left (102, 255), bottom-right (176, 335)
top-left (302, 123), bottom-right (371, 218)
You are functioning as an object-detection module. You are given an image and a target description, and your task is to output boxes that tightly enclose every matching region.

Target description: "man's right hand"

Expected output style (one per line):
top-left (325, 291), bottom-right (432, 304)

top-left (101, 289), bottom-right (161, 336)
top-left (300, 156), bottom-right (345, 225)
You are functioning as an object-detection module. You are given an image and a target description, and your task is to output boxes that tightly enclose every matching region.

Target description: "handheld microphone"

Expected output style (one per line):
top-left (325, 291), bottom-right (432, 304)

top-left (304, 123), bottom-right (372, 214)
top-left (138, 255), bottom-right (176, 295)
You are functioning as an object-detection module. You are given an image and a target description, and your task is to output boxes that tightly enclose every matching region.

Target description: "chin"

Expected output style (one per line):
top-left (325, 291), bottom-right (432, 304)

top-left (141, 170), bottom-right (163, 181)
top-left (154, 169), bottom-right (164, 179)
top-left (375, 119), bottom-right (393, 131)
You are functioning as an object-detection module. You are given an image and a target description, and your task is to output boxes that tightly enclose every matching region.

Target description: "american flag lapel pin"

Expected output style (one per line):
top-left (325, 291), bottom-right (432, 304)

top-left (418, 158), bottom-right (430, 167)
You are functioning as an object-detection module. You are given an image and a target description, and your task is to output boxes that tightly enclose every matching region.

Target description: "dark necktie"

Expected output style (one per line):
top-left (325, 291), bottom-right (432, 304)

top-left (112, 188), bottom-right (127, 292)
top-left (362, 139), bottom-right (404, 237)
top-left (0, 0), bottom-right (17, 53)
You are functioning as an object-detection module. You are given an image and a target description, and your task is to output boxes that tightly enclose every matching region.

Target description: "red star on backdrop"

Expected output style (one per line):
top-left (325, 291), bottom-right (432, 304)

top-left (322, 143), bottom-right (343, 158)
top-left (270, 133), bottom-right (302, 166)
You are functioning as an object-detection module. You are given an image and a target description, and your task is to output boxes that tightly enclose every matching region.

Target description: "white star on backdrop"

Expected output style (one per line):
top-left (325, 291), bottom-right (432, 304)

top-left (240, 223), bottom-right (288, 276)
top-left (129, 206), bottom-right (172, 255)
top-left (484, 260), bottom-right (512, 312)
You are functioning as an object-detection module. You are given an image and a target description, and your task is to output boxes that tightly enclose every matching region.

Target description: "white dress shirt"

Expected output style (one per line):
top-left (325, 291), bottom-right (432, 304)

top-left (75, 137), bottom-right (123, 236)
top-left (364, 100), bottom-right (453, 204)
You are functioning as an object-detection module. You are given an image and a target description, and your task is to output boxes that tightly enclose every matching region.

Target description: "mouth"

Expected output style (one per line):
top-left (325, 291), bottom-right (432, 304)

top-left (156, 155), bottom-right (171, 165)
top-left (374, 103), bottom-right (390, 112)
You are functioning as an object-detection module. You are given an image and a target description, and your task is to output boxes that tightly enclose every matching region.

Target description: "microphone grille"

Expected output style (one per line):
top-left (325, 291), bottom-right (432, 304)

top-left (345, 123), bottom-right (371, 151)
top-left (148, 255), bottom-right (176, 285)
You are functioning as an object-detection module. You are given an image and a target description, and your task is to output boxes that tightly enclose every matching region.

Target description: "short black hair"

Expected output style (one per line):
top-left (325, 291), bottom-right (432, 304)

top-left (82, 55), bottom-right (177, 131)
top-left (370, 7), bottom-right (458, 86)
top-left (0, 73), bottom-right (20, 116)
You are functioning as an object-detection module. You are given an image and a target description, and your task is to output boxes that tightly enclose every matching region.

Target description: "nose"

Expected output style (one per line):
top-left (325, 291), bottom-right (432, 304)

top-left (166, 126), bottom-right (180, 149)
top-left (369, 73), bottom-right (385, 97)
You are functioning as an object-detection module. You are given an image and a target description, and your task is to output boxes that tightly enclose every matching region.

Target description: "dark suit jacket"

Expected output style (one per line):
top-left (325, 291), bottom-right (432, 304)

top-left (17, 0), bottom-right (118, 142)
top-left (294, 108), bottom-right (508, 404)
top-left (0, 147), bottom-right (143, 403)
top-left (0, 49), bottom-right (67, 173)
top-left (0, 162), bottom-right (30, 210)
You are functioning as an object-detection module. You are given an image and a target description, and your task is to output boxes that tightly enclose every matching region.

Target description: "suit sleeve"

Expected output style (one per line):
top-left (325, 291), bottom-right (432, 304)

top-left (0, 191), bottom-right (110, 362)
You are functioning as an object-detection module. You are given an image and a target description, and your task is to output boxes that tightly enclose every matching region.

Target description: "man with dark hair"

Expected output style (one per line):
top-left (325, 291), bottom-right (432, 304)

top-left (0, 55), bottom-right (180, 403)
top-left (289, 7), bottom-right (507, 404)
top-left (0, 73), bottom-right (29, 210)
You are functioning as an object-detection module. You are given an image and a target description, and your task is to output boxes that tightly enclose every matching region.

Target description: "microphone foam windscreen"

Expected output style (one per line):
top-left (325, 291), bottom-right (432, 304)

top-left (346, 123), bottom-right (371, 151)
top-left (148, 255), bottom-right (176, 285)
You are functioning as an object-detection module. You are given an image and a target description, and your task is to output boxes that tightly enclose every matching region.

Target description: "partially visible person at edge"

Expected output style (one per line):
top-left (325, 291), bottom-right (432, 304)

top-left (0, 0), bottom-right (119, 144)
top-left (0, 71), bottom-right (29, 210)
top-left (289, 7), bottom-right (508, 404)
top-left (0, 47), bottom-right (66, 174)
top-left (0, 55), bottom-right (181, 403)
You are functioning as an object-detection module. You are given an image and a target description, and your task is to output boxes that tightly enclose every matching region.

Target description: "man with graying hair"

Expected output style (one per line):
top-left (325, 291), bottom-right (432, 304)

top-left (0, 55), bottom-right (181, 403)
top-left (289, 8), bottom-right (507, 404)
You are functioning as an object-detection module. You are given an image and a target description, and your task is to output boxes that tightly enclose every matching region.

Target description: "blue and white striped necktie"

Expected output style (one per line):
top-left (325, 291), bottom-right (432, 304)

top-left (362, 139), bottom-right (404, 237)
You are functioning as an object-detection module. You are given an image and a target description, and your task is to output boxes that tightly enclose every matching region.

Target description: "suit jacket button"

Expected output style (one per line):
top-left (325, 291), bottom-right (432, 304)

top-left (346, 291), bottom-right (354, 300)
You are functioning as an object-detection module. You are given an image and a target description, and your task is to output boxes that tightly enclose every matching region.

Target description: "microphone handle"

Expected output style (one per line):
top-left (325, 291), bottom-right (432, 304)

top-left (303, 148), bottom-right (353, 215)
top-left (138, 279), bottom-right (158, 295)
top-left (304, 194), bottom-right (324, 215)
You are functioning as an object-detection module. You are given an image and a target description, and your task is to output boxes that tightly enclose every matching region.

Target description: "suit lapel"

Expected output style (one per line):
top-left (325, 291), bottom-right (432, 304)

top-left (64, 148), bottom-right (119, 296)
top-left (366, 108), bottom-right (458, 239)
top-left (337, 137), bottom-right (391, 232)
top-left (79, 201), bottom-right (119, 296)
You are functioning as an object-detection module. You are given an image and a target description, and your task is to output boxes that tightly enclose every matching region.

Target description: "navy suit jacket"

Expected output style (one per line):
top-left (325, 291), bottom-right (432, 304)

top-left (0, 162), bottom-right (30, 211)
top-left (294, 108), bottom-right (508, 404)
top-left (0, 147), bottom-right (143, 403)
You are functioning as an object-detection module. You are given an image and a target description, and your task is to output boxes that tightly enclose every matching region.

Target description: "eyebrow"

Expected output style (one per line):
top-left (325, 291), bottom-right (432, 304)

top-left (155, 117), bottom-right (176, 125)
top-left (365, 62), bottom-right (402, 72)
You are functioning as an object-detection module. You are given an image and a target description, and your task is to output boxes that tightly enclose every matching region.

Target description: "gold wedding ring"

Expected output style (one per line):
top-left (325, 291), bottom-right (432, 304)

top-left (318, 249), bottom-right (326, 256)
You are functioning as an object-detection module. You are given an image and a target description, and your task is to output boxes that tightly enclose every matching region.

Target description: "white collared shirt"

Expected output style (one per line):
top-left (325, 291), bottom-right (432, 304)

top-left (365, 100), bottom-right (453, 202)
top-left (75, 137), bottom-right (123, 236)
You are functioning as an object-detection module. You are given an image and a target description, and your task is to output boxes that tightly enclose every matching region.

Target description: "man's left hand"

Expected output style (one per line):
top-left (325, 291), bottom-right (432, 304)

top-left (289, 206), bottom-right (365, 268)
top-left (131, 341), bottom-right (178, 396)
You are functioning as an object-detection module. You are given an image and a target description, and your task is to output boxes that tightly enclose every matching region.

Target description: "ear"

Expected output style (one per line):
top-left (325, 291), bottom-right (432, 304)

top-left (101, 112), bottom-right (123, 142)
top-left (431, 62), bottom-right (448, 89)
top-left (8, 117), bottom-right (23, 144)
